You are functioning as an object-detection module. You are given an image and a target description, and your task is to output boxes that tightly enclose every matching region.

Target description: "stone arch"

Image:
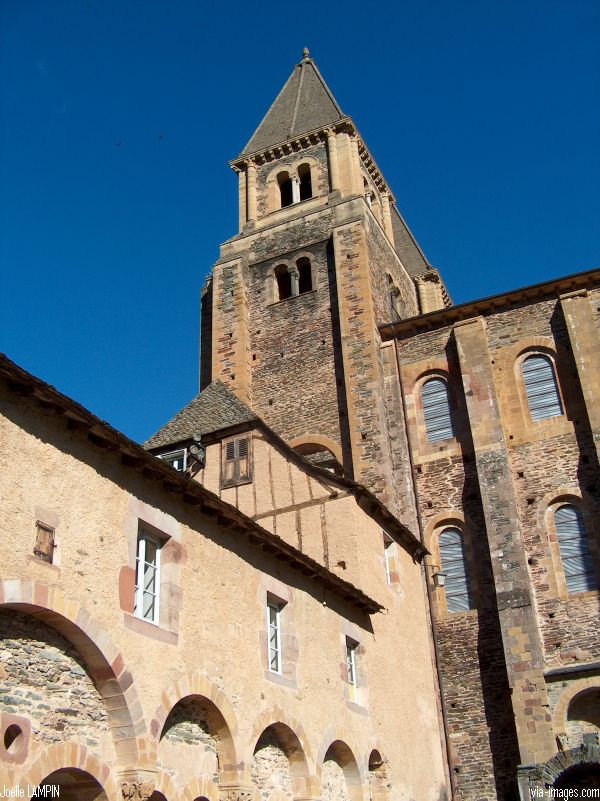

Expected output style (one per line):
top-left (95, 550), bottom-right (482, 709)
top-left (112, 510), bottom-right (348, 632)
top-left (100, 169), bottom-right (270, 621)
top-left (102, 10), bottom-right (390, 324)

top-left (151, 769), bottom-right (178, 801)
top-left (289, 435), bottom-right (343, 466)
top-left (367, 749), bottom-right (390, 801)
top-left (180, 775), bottom-right (219, 801)
top-left (20, 742), bottom-right (118, 800)
top-left (538, 743), bottom-right (600, 789)
top-left (151, 673), bottom-right (240, 773)
top-left (249, 709), bottom-right (312, 801)
top-left (0, 580), bottom-right (142, 765)
top-left (553, 678), bottom-right (600, 743)
top-left (318, 738), bottom-right (365, 801)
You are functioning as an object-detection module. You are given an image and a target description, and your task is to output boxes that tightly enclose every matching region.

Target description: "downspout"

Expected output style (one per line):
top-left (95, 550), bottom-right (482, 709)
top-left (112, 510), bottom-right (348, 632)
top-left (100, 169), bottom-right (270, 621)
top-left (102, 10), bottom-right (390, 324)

top-left (393, 338), bottom-right (457, 800)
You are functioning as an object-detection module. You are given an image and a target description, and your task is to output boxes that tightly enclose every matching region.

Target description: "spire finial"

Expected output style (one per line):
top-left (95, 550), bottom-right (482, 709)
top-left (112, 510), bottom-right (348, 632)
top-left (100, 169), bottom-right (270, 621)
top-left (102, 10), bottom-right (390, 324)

top-left (302, 46), bottom-right (310, 61)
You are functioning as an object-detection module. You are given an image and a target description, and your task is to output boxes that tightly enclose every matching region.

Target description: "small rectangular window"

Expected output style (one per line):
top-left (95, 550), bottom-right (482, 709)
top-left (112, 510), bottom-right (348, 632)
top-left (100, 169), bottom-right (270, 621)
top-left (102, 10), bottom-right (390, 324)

top-left (383, 534), bottom-right (394, 585)
top-left (267, 599), bottom-right (282, 673)
top-left (221, 435), bottom-right (252, 487)
top-left (134, 530), bottom-right (161, 624)
top-left (158, 449), bottom-right (187, 472)
top-left (34, 521), bottom-right (55, 564)
top-left (346, 638), bottom-right (358, 701)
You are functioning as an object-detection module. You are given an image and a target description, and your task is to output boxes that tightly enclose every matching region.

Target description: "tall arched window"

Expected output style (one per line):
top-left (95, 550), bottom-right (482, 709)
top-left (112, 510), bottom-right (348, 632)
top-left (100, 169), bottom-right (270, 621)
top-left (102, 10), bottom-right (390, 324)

top-left (297, 257), bottom-right (313, 294)
top-left (439, 528), bottom-right (473, 612)
top-left (522, 354), bottom-right (562, 421)
top-left (422, 378), bottom-right (454, 442)
top-left (275, 265), bottom-right (292, 300)
top-left (277, 172), bottom-right (293, 208)
top-left (555, 504), bottom-right (598, 594)
top-left (298, 163), bottom-right (312, 201)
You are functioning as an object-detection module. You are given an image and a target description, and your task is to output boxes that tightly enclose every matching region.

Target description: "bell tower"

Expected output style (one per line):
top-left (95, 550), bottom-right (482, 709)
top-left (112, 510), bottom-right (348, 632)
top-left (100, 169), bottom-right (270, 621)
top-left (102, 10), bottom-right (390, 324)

top-left (200, 49), bottom-right (449, 511)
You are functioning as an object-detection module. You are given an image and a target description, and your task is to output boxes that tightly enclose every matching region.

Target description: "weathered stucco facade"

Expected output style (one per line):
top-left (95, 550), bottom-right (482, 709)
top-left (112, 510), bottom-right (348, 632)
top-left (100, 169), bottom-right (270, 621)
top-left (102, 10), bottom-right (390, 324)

top-left (1, 49), bottom-right (599, 801)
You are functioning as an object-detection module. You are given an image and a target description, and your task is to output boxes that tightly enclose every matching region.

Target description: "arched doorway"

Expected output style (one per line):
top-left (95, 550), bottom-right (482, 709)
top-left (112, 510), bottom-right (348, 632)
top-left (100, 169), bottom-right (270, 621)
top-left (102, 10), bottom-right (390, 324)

top-left (37, 768), bottom-right (107, 801)
top-left (554, 763), bottom-right (600, 790)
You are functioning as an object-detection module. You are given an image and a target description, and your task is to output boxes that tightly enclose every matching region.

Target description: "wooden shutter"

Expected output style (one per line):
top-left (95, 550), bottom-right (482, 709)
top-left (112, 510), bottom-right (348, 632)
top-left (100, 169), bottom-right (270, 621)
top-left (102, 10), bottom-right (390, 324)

top-left (522, 355), bottom-right (562, 421)
top-left (422, 378), bottom-right (454, 442)
top-left (439, 528), bottom-right (472, 612)
top-left (222, 435), bottom-right (252, 486)
top-left (34, 521), bottom-right (55, 564)
top-left (555, 505), bottom-right (598, 594)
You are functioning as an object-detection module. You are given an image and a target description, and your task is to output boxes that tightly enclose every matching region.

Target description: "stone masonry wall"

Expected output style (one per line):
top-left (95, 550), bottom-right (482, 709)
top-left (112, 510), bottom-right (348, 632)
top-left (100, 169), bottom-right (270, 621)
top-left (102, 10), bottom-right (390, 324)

top-left (321, 758), bottom-right (350, 801)
top-left (365, 214), bottom-right (418, 325)
top-left (159, 698), bottom-right (219, 783)
top-left (0, 610), bottom-right (111, 753)
top-left (251, 730), bottom-right (293, 801)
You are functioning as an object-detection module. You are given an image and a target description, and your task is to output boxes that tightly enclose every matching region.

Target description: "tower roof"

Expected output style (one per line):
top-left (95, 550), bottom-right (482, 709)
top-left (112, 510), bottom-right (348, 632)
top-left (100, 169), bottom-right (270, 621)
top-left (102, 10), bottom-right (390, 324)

top-left (238, 48), bottom-right (346, 158)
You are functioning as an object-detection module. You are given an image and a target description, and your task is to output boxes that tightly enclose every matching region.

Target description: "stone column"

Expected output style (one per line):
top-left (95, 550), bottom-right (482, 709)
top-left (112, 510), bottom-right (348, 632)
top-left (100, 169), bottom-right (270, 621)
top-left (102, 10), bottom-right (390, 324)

top-left (326, 128), bottom-right (341, 193)
top-left (246, 160), bottom-right (257, 223)
top-left (349, 134), bottom-right (363, 195)
top-left (560, 289), bottom-right (600, 462)
top-left (237, 168), bottom-right (247, 232)
top-left (453, 316), bottom-right (556, 767)
top-left (291, 175), bottom-right (300, 204)
top-left (381, 191), bottom-right (395, 245)
top-left (289, 265), bottom-right (299, 296)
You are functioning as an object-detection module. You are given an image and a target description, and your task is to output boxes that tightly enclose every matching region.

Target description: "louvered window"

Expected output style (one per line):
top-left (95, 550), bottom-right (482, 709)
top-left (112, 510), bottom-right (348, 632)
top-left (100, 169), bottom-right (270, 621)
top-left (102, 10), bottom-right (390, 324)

top-left (221, 435), bottom-right (252, 487)
top-left (555, 504), bottom-right (598, 594)
top-left (522, 354), bottom-right (562, 421)
top-left (422, 378), bottom-right (454, 442)
top-left (439, 528), bottom-right (473, 612)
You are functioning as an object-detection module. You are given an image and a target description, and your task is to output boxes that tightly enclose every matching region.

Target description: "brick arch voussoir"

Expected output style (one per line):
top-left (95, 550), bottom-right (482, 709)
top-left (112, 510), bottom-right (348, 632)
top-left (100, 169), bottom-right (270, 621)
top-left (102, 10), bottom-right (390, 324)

top-left (152, 672), bottom-right (240, 770)
top-left (540, 743), bottom-right (600, 786)
top-left (152, 768), bottom-right (178, 801)
top-left (18, 741), bottom-right (118, 800)
top-left (316, 728), bottom-right (366, 784)
top-left (248, 706), bottom-right (313, 775)
top-left (0, 580), bottom-right (143, 767)
top-left (288, 435), bottom-right (343, 466)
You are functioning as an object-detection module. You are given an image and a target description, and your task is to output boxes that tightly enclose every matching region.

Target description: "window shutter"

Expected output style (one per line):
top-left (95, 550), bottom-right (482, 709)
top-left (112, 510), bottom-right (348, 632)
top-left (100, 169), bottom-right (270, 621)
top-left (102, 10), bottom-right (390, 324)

top-left (439, 528), bottom-right (472, 612)
top-left (237, 437), bottom-right (249, 481)
top-left (555, 505), bottom-right (598, 594)
top-left (522, 355), bottom-right (562, 421)
top-left (422, 378), bottom-right (454, 442)
top-left (222, 436), bottom-right (252, 486)
top-left (34, 522), bottom-right (55, 563)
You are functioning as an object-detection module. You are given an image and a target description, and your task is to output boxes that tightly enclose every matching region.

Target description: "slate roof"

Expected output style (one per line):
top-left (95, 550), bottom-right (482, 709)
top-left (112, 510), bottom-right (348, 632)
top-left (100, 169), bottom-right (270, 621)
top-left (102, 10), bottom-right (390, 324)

top-left (144, 381), bottom-right (257, 449)
top-left (390, 205), bottom-right (431, 278)
top-left (238, 49), bottom-right (346, 158)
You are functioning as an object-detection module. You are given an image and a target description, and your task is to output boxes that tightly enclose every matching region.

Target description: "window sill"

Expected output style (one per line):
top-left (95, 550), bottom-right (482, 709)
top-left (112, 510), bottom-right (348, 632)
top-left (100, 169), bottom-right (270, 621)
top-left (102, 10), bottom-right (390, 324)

top-left (123, 612), bottom-right (178, 644)
top-left (268, 289), bottom-right (318, 307)
top-left (346, 699), bottom-right (368, 716)
top-left (26, 554), bottom-right (61, 574)
top-left (263, 669), bottom-right (296, 690)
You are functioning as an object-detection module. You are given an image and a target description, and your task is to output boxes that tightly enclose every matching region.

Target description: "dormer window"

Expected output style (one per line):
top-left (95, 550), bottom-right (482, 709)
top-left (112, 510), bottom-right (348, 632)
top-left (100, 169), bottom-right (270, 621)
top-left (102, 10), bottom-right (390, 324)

top-left (277, 172), bottom-right (293, 208)
top-left (298, 163), bottom-right (312, 201)
top-left (158, 449), bottom-right (187, 472)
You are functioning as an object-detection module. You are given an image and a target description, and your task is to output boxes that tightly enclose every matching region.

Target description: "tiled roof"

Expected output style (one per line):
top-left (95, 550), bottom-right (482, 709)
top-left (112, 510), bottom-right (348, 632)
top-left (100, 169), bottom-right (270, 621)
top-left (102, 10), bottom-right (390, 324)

top-left (238, 50), bottom-right (345, 158)
top-left (144, 381), bottom-right (256, 449)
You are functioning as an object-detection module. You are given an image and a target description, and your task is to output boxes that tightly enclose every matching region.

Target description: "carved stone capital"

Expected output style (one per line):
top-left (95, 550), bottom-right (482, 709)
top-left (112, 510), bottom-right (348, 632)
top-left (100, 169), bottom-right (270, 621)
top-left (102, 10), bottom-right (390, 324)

top-left (219, 787), bottom-right (255, 801)
top-left (121, 781), bottom-right (155, 801)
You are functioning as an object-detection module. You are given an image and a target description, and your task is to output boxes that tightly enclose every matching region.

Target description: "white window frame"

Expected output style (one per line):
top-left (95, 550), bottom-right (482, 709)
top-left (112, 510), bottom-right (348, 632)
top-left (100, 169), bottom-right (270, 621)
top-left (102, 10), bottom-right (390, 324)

top-left (346, 638), bottom-right (358, 701)
top-left (158, 448), bottom-right (187, 472)
top-left (267, 599), bottom-right (282, 674)
top-left (383, 533), bottom-right (393, 585)
top-left (134, 531), bottom-right (161, 625)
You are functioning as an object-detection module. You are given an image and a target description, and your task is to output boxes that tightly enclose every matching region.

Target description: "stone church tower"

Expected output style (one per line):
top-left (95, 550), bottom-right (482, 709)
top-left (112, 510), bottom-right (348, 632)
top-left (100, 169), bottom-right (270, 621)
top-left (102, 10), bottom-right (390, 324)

top-left (200, 48), bottom-right (448, 522)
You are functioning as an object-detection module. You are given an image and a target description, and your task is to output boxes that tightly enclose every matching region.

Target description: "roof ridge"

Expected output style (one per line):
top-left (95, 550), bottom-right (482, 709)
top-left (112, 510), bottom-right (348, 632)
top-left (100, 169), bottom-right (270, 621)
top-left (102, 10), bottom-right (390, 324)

top-left (289, 58), bottom-right (306, 138)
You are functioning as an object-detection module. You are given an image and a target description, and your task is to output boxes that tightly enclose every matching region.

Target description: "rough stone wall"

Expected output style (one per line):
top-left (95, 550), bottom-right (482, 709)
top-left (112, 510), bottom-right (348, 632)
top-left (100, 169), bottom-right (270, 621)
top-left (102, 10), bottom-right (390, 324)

top-left (0, 611), bottom-right (111, 752)
top-left (321, 758), bottom-right (350, 801)
top-left (255, 141), bottom-right (329, 220)
top-left (159, 698), bottom-right (219, 782)
top-left (251, 731), bottom-right (293, 801)
top-left (248, 239), bottom-right (344, 449)
top-left (365, 215), bottom-right (418, 325)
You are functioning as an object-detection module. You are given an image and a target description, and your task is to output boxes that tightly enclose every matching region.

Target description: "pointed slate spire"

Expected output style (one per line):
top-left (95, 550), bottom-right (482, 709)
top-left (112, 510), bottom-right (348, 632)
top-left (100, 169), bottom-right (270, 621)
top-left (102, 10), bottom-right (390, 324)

top-left (238, 49), bottom-right (346, 158)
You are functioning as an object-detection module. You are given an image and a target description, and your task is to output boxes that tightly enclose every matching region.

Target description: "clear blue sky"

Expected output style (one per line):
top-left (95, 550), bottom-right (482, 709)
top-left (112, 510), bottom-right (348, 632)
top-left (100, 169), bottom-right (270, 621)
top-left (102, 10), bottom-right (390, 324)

top-left (1, 0), bottom-right (599, 443)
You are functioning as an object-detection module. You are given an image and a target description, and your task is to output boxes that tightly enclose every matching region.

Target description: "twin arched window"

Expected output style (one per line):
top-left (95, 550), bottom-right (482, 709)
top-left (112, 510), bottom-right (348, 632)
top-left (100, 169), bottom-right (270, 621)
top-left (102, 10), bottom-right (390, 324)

top-left (439, 528), bottom-right (473, 612)
top-left (277, 164), bottom-right (313, 209)
top-left (555, 504), bottom-right (598, 594)
top-left (422, 378), bottom-right (454, 442)
top-left (522, 354), bottom-right (562, 421)
top-left (275, 258), bottom-right (313, 302)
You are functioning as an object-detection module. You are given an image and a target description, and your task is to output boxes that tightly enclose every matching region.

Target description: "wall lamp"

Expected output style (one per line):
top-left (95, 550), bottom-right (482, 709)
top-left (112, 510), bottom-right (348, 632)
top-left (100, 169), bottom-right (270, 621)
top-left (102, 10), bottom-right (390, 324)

top-left (427, 564), bottom-right (447, 588)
